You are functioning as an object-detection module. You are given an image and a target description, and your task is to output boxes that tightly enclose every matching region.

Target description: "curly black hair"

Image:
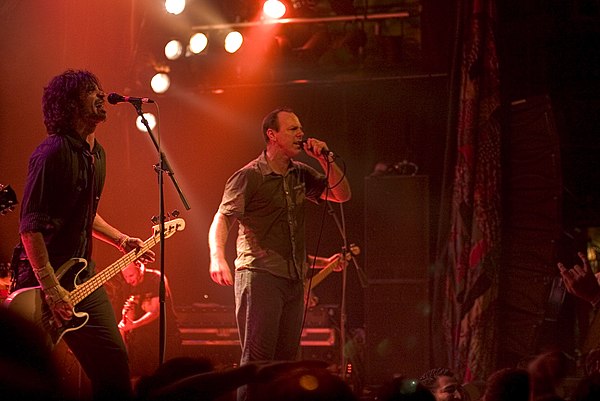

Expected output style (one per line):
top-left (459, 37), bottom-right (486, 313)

top-left (42, 69), bottom-right (102, 135)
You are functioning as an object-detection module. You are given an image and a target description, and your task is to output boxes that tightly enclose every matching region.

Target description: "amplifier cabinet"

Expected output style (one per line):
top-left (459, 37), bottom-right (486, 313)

top-left (180, 327), bottom-right (336, 347)
top-left (177, 304), bottom-right (340, 368)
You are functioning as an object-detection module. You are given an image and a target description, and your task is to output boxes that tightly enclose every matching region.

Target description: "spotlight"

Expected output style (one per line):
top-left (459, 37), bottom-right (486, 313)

top-left (136, 113), bottom-right (157, 132)
top-left (165, 0), bottom-right (185, 15)
top-left (263, 0), bottom-right (287, 19)
top-left (151, 73), bottom-right (170, 94)
top-left (189, 33), bottom-right (208, 54)
top-left (224, 31), bottom-right (243, 54)
top-left (165, 39), bottom-right (183, 60)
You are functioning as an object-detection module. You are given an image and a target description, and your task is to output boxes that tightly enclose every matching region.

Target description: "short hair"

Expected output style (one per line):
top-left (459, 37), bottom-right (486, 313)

top-left (42, 69), bottom-right (103, 136)
top-left (418, 368), bottom-right (456, 391)
top-left (261, 107), bottom-right (294, 142)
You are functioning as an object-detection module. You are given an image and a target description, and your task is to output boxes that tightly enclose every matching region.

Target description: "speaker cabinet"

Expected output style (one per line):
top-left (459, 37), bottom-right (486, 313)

top-left (364, 175), bottom-right (430, 384)
top-left (364, 175), bottom-right (429, 280)
top-left (365, 281), bottom-right (430, 384)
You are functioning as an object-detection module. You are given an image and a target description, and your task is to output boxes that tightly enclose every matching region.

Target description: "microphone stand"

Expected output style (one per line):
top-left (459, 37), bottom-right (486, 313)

top-left (131, 102), bottom-right (190, 365)
top-left (326, 202), bottom-right (367, 382)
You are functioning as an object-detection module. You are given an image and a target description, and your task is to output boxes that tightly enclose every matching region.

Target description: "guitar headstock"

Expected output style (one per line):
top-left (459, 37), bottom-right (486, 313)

top-left (0, 184), bottom-right (18, 216)
top-left (152, 218), bottom-right (186, 238)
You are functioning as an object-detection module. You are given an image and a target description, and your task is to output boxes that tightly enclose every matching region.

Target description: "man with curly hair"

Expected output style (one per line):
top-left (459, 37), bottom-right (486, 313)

top-left (11, 69), bottom-right (155, 400)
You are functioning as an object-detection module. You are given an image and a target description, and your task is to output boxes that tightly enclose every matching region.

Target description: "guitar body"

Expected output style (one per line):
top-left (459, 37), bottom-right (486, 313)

top-left (2, 218), bottom-right (185, 349)
top-left (4, 258), bottom-right (90, 348)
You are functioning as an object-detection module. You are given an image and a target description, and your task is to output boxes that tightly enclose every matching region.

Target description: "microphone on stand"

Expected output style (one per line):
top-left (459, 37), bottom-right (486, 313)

top-left (107, 92), bottom-right (155, 105)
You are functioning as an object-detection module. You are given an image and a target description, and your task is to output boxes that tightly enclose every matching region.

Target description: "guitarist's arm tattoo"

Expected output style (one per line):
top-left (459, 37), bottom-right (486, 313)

top-left (7, 218), bottom-right (185, 348)
top-left (21, 231), bottom-right (73, 325)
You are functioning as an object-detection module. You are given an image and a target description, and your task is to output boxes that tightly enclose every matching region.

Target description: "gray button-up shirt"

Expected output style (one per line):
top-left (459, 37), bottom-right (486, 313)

top-left (218, 151), bottom-right (327, 280)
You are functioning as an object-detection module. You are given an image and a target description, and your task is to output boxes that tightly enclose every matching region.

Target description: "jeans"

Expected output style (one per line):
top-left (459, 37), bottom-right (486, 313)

top-left (234, 269), bottom-right (304, 400)
top-left (13, 261), bottom-right (131, 400)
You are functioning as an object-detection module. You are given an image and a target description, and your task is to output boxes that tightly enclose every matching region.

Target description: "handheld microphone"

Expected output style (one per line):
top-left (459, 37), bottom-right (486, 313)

top-left (299, 139), bottom-right (336, 159)
top-left (107, 92), bottom-right (155, 105)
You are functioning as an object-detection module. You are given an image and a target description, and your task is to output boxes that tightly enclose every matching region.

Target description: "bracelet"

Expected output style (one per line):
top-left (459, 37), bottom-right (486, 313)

top-left (116, 234), bottom-right (130, 252)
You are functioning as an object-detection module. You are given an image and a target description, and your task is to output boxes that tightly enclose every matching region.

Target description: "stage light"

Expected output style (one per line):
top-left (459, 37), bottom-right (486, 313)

top-left (189, 33), bottom-right (208, 54)
top-left (263, 0), bottom-right (287, 19)
top-left (224, 31), bottom-right (243, 54)
top-left (165, 39), bottom-right (183, 60)
top-left (151, 72), bottom-right (170, 94)
top-left (136, 113), bottom-right (157, 132)
top-left (165, 0), bottom-right (185, 15)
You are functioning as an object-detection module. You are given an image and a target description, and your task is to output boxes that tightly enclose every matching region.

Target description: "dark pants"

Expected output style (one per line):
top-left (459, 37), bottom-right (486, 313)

top-left (234, 269), bottom-right (304, 401)
top-left (14, 262), bottom-right (131, 401)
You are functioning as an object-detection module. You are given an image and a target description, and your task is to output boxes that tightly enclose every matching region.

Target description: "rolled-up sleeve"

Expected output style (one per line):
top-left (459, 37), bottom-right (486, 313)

top-left (19, 142), bottom-right (63, 234)
top-left (218, 169), bottom-right (250, 219)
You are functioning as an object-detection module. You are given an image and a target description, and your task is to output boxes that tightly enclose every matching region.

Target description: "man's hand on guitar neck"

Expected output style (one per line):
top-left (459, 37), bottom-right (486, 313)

top-left (116, 234), bottom-right (156, 264)
top-left (21, 231), bottom-right (74, 327)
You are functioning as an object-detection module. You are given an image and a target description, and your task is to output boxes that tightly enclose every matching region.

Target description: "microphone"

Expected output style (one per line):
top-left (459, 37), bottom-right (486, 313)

top-left (300, 139), bottom-right (336, 159)
top-left (107, 92), bottom-right (155, 105)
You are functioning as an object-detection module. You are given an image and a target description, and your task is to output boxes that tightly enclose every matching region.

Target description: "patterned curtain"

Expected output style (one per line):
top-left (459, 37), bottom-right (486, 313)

top-left (433, 0), bottom-right (502, 382)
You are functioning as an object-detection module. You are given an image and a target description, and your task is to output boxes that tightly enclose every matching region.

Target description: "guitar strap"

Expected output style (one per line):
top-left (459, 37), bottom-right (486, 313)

top-left (82, 149), bottom-right (96, 260)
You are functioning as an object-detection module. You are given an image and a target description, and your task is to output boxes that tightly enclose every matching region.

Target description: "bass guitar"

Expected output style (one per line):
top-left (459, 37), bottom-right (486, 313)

top-left (3, 218), bottom-right (185, 348)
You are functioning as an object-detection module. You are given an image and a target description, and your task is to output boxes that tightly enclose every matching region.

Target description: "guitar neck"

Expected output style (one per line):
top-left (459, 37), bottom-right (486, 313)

top-left (310, 258), bottom-right (340, 289)
top-left (69, 235), bottom-right (160, 306)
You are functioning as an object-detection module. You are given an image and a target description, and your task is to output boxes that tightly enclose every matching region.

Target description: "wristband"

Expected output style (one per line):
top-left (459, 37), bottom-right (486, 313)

top-left (32, 261), bottom-right (60, 290)
top-left (116, 234), bottom-right (130, 252)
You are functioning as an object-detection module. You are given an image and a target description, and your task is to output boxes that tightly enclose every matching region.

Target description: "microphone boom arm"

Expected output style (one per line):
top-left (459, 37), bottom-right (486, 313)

top-left (133, 103), bottom-right (190, 211)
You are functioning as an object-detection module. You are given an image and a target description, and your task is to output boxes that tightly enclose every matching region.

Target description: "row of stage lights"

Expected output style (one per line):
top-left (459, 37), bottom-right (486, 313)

top-left (139, 0), bottom-right (290, 132)
top-left (147, 0), bottom-right (412, 97)
top-left (147, 0), bottom-right (312, 95)
top-left (162, 0), bottom-right (291, 61)
top-left (165, 0), bottom-right (289, 19)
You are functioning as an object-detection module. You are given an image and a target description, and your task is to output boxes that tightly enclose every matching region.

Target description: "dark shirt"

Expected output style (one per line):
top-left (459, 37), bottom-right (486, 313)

top-left (125, 268), bottom-right (181, 376)
top-left (19, 131), bottom-right (105, 268)
top-left (125, 269), bottom-right (179, 337)
top-left (218, 151), bottom-right (327, 280)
